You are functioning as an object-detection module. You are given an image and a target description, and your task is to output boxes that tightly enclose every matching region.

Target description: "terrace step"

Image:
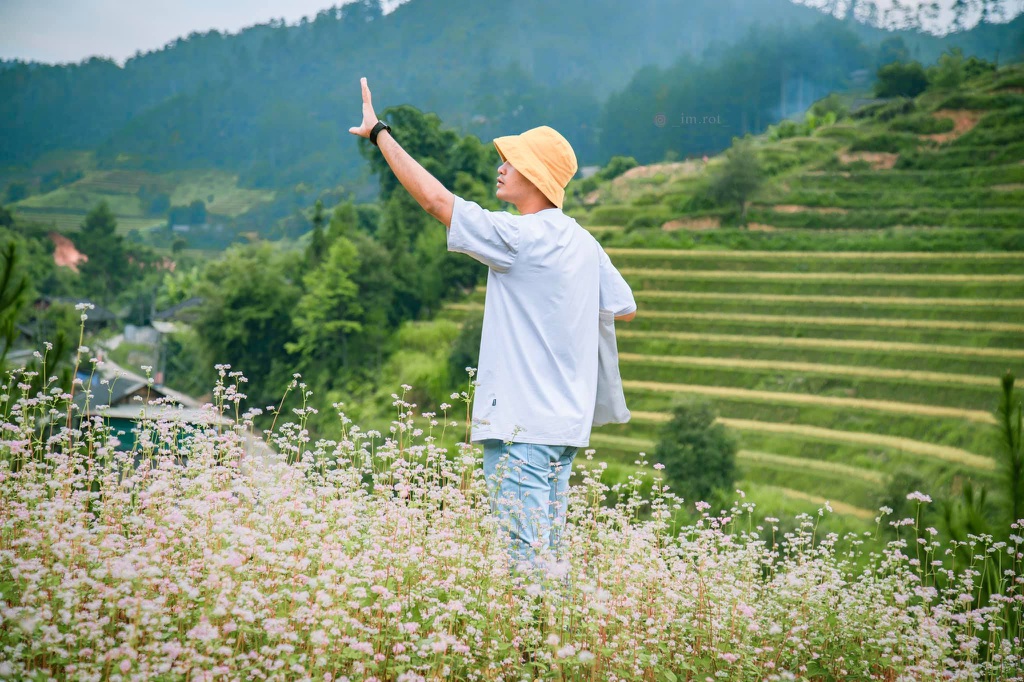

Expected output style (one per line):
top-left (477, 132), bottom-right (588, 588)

top-left (738, 449), bottom-right (885, 485)
top-left (622, 379), bottom-right (997, 424)
top-left (632, 291), bottom-right (1024, 308)
top-left (619, 353), bottom-right (998, 389)
top-left (760, 486), bottom-right (875, 520)
top-left (625, 412), bottom-right (994, 470)
top-left (631, 310), bottom-right (1024, 334)
top-left (607, 249), bottom-right (1024, 260)
top-left (620, 268), bottom-right (1024, 284)
top-left (616, 329), bottom-right (1024, 363)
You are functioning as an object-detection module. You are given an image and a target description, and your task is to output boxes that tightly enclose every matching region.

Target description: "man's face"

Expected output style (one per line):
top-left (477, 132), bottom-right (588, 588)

top-left (495, 161), bottom-right (534, 205)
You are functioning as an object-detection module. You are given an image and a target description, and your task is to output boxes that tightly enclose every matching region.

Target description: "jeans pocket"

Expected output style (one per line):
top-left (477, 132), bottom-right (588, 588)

top-left (526, 443), bottom-right (550, 469)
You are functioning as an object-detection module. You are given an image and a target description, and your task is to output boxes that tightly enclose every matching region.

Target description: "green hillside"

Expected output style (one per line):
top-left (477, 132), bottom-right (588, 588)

top-left (440, 61), bottom-right (1024, 524)
top-left (7, 159), bottom-right (276, 242)
top-left (2, 0), bottom-right (1021, 244)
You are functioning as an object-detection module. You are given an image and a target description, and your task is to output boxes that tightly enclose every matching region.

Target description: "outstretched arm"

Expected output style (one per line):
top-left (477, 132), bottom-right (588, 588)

top-left (349, 77), bottom-right (455, 227)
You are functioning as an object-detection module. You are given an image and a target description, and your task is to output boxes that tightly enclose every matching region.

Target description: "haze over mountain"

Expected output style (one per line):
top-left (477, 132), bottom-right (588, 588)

top-left (0, 0), bottom-right (1019, 64)
top-left (1, 0), bottom-right (1020, 212)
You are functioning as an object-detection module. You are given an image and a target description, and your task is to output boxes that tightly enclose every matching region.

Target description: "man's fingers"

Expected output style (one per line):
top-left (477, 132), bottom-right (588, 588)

top-left (360, 76), bottom-right (371, 105)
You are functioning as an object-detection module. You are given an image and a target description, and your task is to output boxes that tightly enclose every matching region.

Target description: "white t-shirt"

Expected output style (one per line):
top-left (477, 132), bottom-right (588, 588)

top-left (447, 195), bottom-right (636, 447)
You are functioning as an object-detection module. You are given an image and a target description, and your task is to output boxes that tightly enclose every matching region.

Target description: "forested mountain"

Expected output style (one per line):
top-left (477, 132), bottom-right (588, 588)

top-left (2, 0), bottom-right (1021, 198)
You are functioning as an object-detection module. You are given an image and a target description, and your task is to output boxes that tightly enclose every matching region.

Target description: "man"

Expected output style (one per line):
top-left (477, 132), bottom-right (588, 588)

top-left (349, 77), bottom-right (636, 566)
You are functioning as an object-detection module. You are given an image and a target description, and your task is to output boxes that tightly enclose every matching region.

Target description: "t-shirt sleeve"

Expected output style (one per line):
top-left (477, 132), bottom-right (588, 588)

top-left (599, 248), bottom-right (636, 316)
top-left (447, 195), bottom-right (520, 273)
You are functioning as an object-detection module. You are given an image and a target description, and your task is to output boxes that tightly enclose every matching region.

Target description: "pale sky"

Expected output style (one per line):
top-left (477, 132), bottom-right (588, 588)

top-left (0, 0), bottom-right (1020, 65)
top-left (0, 0), bottom-right (408, 65)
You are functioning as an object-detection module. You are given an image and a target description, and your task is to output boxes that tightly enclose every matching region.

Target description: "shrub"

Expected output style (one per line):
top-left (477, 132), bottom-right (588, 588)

top-left (889, 114), bottom-right (955, 134)
top-left (597, 155), bottom-right (639, 181)
top-left (936, 92), bottom-right (1024, 110)
top-left (769, 119), bottom-right (803, 140)
top-left (814, 125), bottom-right (861, 143)
top-left (991, 70), bottom-right (1024, 91)
top-left (626, 207), bottom-right (671, 230)
top-left (632, 192), bottom-right (664, 207)
top-left (848, 132), bottom-right (920, 154)
top-left (896, 143), bottom-right (1024, 170)
top-left (588, 204), bottom-right (637, 226)
top-left (853, 97), bottom-right (916, 122)
top-left (875, 61), bottom-right (929, 98)
top-left (973, 106), bottom-right (1024, 130)
top-left (811, 93), bottom-right (849, 120)
top-left (448, 313), bottom-right (483, 392)
top-left (654, 399), bottom-right (738, 506)
top-left (928, 48), bottom-right (968, 90)
top-left (953, 124), bottom-right (1024, 148)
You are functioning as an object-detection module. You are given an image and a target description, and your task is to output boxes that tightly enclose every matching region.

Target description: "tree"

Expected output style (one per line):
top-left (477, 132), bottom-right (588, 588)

top-left (928, 48), bottom-right (966, 90)
top-left (306, 199), bottom-right (327, 267)
top-left (877, 36), bottom-right (910, 66)
top-left (327, 199), bottom-right (359, 243)
top-left (361, 104), bottom-right (495, 323)
top-left (810, 93), bottom-right (848, 120)
top-left (192, 243), bottom-right (302, 406)
top-left (188, 200), bottom-right (207, 226)
top-left (597, 156), bottom-right (639, 181)
top-left (0, 242), bottom-right (29, 367)
top-left (875, 61), bottom-right (929, 98)
top-left (447, 313), bottom-right (483, 391)
top-left (287, 237), bottom-right (363, 383)
top-left (708, 136), bottom-right (764, 226)
top-left (4, 183), bottom-right (28, 203)
top-left (654, 399), bottom-right (738, 507)
top-left (76, 201), bottom-right (131, 303)
top-left (997, 370), bottom-right (1023, 526)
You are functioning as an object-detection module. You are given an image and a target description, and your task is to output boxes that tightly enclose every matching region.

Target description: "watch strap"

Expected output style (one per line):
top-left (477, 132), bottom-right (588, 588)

top-left (370, 120), bottom-right (392, 146)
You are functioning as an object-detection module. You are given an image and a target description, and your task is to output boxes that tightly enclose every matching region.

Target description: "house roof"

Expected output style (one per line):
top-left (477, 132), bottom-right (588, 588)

top-left (35, 296), bottom-right (119, 323)
top-left (153, 296), bottom-right (203, 321)
top-left (74, 357), bottom-right (202, 410)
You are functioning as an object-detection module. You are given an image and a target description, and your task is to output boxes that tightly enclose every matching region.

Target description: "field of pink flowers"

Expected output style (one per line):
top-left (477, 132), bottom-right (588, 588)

top-left (1, 343), bottom-right (1023, 681)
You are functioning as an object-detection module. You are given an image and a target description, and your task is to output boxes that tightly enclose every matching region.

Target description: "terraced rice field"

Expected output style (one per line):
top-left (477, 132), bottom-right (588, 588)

top-left (443, 247), bottom-right (1024, 521)
top-left (11, 169), bottom-right (275, 232)
top-left (11, 208), bottom-right (164, 234)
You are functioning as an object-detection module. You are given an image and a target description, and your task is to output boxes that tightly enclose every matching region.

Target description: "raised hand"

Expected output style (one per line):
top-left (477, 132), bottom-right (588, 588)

top-left (348, 77), bottom-right (379, 139)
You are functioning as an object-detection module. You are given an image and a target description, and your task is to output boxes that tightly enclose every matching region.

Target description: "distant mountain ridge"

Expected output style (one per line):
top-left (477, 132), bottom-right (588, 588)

top-left (1, 0), bottom-right (1020, 195)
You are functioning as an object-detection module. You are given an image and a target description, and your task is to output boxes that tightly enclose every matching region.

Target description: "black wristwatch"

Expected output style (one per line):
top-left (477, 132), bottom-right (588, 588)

top-left (369, 120), bottom-right (392, 146)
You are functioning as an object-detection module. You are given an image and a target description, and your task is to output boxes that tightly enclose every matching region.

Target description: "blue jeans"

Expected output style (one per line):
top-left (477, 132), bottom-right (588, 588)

top-left (481, 439), bottom-right (578, 567)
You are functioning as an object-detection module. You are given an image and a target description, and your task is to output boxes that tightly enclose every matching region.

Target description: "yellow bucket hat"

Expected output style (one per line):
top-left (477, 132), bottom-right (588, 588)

top-left (493, 125), bottom-right (578, 209)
